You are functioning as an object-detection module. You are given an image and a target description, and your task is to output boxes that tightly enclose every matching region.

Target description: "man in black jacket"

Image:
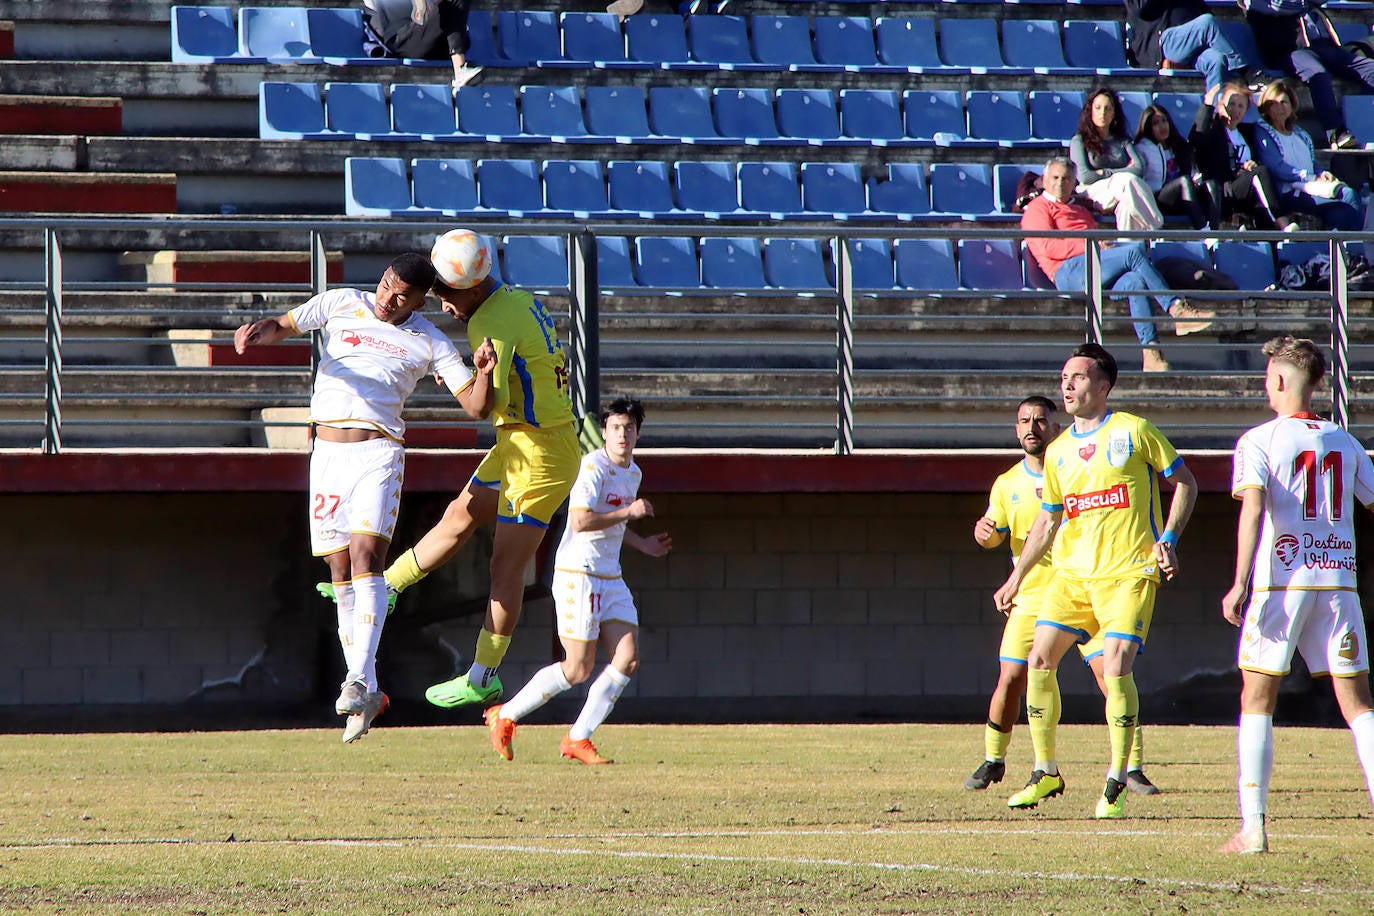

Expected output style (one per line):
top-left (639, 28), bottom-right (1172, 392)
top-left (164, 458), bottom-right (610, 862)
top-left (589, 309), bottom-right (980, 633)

top-left (1124, 0), bottom-right (1261, 93)
top-left (361, 0), bottom-right (483, 88)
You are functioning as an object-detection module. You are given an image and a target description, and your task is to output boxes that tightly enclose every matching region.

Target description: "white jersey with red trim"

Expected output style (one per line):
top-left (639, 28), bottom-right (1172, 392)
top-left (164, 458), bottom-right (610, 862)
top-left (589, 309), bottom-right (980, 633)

top-left (1231, 412), bottom-right (1374, 591)
top-left (554, 449), bottom-right (642, 578)
top-left (288, 288), bottom-right (473, 441)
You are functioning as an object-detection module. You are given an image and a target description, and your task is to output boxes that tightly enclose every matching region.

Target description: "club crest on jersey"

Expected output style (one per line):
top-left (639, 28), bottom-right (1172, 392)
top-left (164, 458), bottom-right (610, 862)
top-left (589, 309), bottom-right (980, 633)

top-left (1274, 534), bottom-right (1299, 568)
top-left (1063, 482), bottom-right (1130, 518)
top-left (606, 493), bottom-right (624, 507)
top-left (1078, 443), bottom-right (1096, 462)
top-left (1107, 430), bottom-right (1133, 468)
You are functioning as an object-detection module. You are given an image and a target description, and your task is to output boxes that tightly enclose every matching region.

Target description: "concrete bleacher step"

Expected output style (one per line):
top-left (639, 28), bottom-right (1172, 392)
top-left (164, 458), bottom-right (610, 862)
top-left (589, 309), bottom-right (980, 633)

top-left (0, 95), bottom-right (121, 135)
top-left (0, 171), bottom-right (175, 213)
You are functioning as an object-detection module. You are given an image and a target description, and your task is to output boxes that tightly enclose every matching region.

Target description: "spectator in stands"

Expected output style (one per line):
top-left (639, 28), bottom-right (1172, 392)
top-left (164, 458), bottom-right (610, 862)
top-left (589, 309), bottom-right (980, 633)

top-left (1124, 0), bottom-right (1263, 94)
top-left (1242, 0), bottom-right (1374, 149)
top-left (1022, 156), bottom-right (1214, 373)
top-left (1189, 83), bottom-right (1293, 230)
top-left (1070, 89), bottom-right (1166, 233)
top-left (361, 0), bottom-right (483, 88)
top-left (1133, 103), bottom-right (1211, 229)
top-left (1254, 79), bottom-right (1365, 231)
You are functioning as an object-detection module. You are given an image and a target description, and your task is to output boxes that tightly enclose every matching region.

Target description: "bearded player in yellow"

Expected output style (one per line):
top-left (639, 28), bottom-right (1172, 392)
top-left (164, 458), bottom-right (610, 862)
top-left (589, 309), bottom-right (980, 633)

top-left (378, 230), bottom-right (581, 709)
top-left (993, 344), bottom-right (1200, 818)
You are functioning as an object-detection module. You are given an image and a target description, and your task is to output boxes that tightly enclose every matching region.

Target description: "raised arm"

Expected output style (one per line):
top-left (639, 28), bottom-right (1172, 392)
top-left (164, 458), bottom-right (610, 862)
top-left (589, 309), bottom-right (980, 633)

top-left (234, 314), bottom-right (296, 352)
top-left (454, 336), bottom-right (496, 420)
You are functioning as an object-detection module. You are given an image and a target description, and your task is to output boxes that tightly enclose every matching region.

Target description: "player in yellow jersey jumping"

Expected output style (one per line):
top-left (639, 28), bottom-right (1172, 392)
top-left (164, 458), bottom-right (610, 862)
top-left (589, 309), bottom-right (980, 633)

top-left (967, 396), bottom-right (1159, 795)
top-left (994, 343), bottom-right (1200, 818)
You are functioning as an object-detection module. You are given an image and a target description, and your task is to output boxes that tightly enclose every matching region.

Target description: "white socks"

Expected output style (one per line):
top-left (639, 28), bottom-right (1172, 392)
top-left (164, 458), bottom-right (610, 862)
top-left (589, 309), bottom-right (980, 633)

top-left (334, 581), bottom-right (357, 679)
top-left (502, 662), bottom-right (573, 722)
top-left (1237, 712), bottom-right (1274, 831)
top-left (1349, 710), bottom-right (1374, 809)
top-left (351, 574), bottom-right (388, 691)
top-left (571, 666), bottom-right (631, 741)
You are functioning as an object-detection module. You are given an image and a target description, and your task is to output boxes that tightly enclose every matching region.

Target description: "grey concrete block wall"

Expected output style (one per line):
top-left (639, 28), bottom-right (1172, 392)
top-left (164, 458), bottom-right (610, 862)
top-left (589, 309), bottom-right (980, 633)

top-left (0, 485), bottom-right (1327, 724)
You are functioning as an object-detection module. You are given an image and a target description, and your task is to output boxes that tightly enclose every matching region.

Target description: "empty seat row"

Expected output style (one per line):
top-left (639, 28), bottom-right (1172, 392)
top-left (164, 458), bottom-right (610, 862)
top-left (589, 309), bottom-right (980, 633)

top-left (175, 6), bottom-right (1155, 74)
top-left (344, 157), bottom-right (1038, 221)
top-left (261, 81), bottom-right (1217, 147)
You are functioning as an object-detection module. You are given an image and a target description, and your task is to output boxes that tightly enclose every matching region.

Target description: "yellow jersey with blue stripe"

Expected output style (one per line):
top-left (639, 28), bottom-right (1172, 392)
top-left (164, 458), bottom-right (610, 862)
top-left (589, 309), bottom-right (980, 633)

top-left (986, 459), bottom-right (1054, 603)
top-left (467, 284), bottom-right (574, 430)
top-left (1041, 410), bottom-right (1181, 582)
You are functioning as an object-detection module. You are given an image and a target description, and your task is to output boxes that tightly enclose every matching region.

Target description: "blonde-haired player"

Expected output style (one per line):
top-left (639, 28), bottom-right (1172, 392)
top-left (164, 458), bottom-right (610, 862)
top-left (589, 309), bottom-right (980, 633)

top-left (1220, 336), bottom-right (1374, 853)
top-left (235, 252), bottom-right (495, 742)
top-left (485, 398), bottom-right (671, 764)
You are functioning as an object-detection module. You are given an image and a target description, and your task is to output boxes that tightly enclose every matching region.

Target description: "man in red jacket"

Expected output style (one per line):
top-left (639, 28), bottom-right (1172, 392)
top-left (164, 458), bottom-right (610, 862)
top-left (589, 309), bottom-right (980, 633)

top-left (1022, 156), bottom-right (1214, 372)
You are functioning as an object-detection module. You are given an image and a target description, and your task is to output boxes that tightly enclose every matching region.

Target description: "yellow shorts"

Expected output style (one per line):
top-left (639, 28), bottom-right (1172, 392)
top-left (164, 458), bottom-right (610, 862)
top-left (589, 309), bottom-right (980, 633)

top-left (471, 422), bottom-right (580, 528)
top-left (999, 592), bottom-right (1096, 665)
top-left (1037, 575), bottom-right (1157, 649)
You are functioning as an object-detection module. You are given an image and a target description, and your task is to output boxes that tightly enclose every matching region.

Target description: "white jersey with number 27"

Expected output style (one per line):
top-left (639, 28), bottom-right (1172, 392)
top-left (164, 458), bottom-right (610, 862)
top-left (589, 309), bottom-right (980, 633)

top-left (1231, 413), bottom-right (1374, 591)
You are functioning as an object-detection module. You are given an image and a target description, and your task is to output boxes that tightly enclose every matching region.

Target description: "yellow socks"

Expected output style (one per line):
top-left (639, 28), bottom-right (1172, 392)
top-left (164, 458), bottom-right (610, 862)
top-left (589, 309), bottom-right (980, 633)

top-left (473, 627), bottom-right (512, 669)
top-left (383, 548), bottom-right (427, 593)
top-left (1106, 674), bottom-right (1139, 777)
top-left (1026, 668), bottom-right (1060, 769)
top-left (1129, 719), bottom-right (1145, 772)
top-left (984, 721), bottom-right (1012, 762)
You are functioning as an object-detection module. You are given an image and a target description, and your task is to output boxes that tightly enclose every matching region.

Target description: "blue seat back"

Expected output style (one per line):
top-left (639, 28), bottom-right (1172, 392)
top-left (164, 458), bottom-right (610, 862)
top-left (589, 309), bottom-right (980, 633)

top-left (1117, 91), bottom-right (1151, 132)
top-left (840, 89), bottom-right (904, 140)
top-left (607, 160), bottom-right (675, 215)
top-left (477, 158), bottom-right (543, 212)
top-left (959, 239), bottom-right (1023, 290)
top-left (391, 83), bottom-right (457, 135)
top-left (503, 235), bottom-right (569, 289)
top-left (1151, 240), bottom-right (1210, 267)
top-left (701, 237), bottom-right (766, 289)
top-left (894, 238), bottom-right (958, 290)
top-left (520, 85), bottom-right (588, 138)
top-left (585, 86), bottom-right (652, 139)
top-left (307, 8), bottom-right (365, 59)
top-left (903, 90), bottom-right (966, 140)
top-left (626, 13), bottom-right (690, 64)
top-left (713, 88), bottom-right (780, 140)
top-left (801, 162), bottom-right (865, 215)
top-left (994, 163), bottom-right (1034, 214)
top-left (1343, 95), bottom-right (1374, 146)
top-left (675, 160), bottom-right (739, 214)
top-left (1153, 92), bottom-right (1202, 134)
top-left (764, 238), bottom-right (830, 289)
top-left (688, 14), bottom-right (755, 64)
top-left (1213, 241), bottom-right (1276, 291)
top-left (738, 161), bottom-right (802, 214)
top-left (875, 17), bottom-right (940, 68)
top-left (325, 82), bottom-right (390, 136)
top-left (648, 87), bottom-right (718, 139)
top-left (345, 157), bottom-right (411, 215)
top-left (596, 236), bottom-right (639, 289)
top-left (462, 10), bottom-right (503, 67)
top-left (868, 163), bottom-right (930, 216)
top-left (777, 88), bottom-right (840, 140)
top-left (814, 16), bottom-right (877, 67)
top-left (172, 5), bottom-right (237, 62)
top-left (940, 19), bottom-right (1004, 69)
top-left (1064, 20), bottom-right (1128, 69)
top-left (841, 238), bottom-right (896, 290)
top-left (543, 159), bottom-right (609, 212)
top-left (1029, 90), bottom-right (1084, 140)
top-left (750, 15), bottom-right (817, 67)
top-left (1003, 20), bottom-right (1067, 69)
top-left (499, 10), bottom-right (562, 63)
top-left (561, 12), bottom-right (628, 65)
top-left (411, 158), bottom-right (478, 211)
top-left (259, 81), bottom-right (325, 138)
top-left (457, 85), bottom-right (521, 137)
top-left (636, 236), bottom-right (700, 288)
top-left (239, 7), bottom-right (314, 60)
top-left (931, 163), bottom-right (994, 215)
top-left (967, 90), bottom-right (1031, 142)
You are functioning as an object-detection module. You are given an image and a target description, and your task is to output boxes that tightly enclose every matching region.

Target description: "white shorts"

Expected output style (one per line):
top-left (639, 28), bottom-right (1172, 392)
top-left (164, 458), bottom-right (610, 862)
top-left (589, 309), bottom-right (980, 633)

top-left (308, 437), bottom-right (405, 556)
top-left (553, 569), bottom-right (638, 642)
top-left (1238, 589), bottom-right (1369, 677)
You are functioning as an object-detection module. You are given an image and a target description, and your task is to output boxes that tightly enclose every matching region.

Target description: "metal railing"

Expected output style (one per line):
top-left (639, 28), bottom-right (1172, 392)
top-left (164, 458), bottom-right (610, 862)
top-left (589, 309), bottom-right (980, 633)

top-left (2, 216), bottom-right (1369, 454)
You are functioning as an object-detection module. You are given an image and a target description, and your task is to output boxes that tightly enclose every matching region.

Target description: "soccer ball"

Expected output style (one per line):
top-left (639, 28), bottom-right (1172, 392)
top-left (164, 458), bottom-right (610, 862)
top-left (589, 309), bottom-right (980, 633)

top-left (430, 229), bottom-right (491, 289)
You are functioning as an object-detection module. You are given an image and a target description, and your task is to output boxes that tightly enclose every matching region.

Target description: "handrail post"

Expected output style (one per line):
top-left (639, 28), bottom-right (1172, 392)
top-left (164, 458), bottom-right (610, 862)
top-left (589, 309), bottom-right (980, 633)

top-left (1330, 237), bottom-right (1350, 428)
top-left (835, 236), bottom-right (855, 456)
top-left (1084, 239), bottom-right (1103, 344)
top-left (567, 229), bottom-right (600, 419)
top-left (43, 228), bottom-right (63, 454)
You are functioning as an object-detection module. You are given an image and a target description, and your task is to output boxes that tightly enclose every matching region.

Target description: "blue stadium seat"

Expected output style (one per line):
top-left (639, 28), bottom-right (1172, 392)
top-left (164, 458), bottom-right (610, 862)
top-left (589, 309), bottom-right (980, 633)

top-left (958, 239), bottom-right (1023, 290)
top-left (689, 14), bottom-right (769, 68)
top-left (902, 90), bottom-right (973, 144)
top-left (1117, 91), bottom-right (1152, 133)
top-left (966, 90), bottom-right (1036, 145)
top-left (410, 158), bottom-right (482, 216)
top-left (1277, 240), bottom-right (1327, 268)
top-left (542, 159), bottom-right (615, 218)
top-left (259, 82), bottom-right (328, 140)
top-left (239, 7), bottom-right (316, 62)
top-left (712, 87), bottom-right (785, 144)
top-left (607, 160), bottom-right (678, 217)
top-left (596, 236), bottom-right (639, 289)
top-left (764, 238), bottom-right (831, 290)
top-left (476, 159), bottom-right (549, 216)
top-left (701, 237), bottom-right (767, 289)
top-left (776, 88), bottom-right (850, 145)
top-left (994, 163), bottom-right (1035, 214)
top-left (1002, 20), bottom-right (1073, 72)
top-left (324, 82), bottom-right (394, 138)
top-left (1029, 90), bottom-right (1086, 141)
top-left (1024, 244), bottom-right (1055, 291)
top-left (1336, 22), bottom-right (1373, 45)
top-left (875, 17), bottom-right (944, 70)
top-left (502, 236), bottom-right (569, 290)
top-left (498, 10), bottom-right (563, 66)
top-left (307, 8), bottom-right (370, 63)
top-left (800, 162), bottom-right (867, 218)
top-left (635, 236), bottom-right (701, 289)
top-left (1343, 96), bottom-right (1374, 148)
top-left (866, 163), bottom-right (931, 219)
top-left (345, 157), bottom-right (423, 217)
top-left (460, 10), bottom-right (505, 68)
top-left (930, 163), bottom-right (995, 217)
top-left (520, 85), bottom-right (590, 141)
top-left (1153, 92), bottom-right (1202, 134)
top-left (675, 160), bottom-right (740, 216)
top-left (456, 85), bottom-right (524, 141)
top-left (840, 89), bottom-right (912, 145)
top-left (171, 6), bottom-right (239, 63)
top-left (391, 83), bottom-right (458, 138)
top-left (1064, 20), bottom-right (1147, 73)
top-left (839, 238), bottom-right (897, 291)
top-left (560, 12), bottom-right (636, 68)
top-left (814, 16), bottom-right (878, 69)
top-left (1150, 240), bottom-right (1210, 267)
top-left (585, 86), bottom-right (660, 143)
top-left (648, 87), bottom-right (725, 143)
top-left (894, 238), bottom-right (958, 290)
top-left (750, 15), bottom-right (818, 69)
top-left (626, 13), bottom-right (706, 68)
top-left (738, 161), bottom-right (804, 217)
top-left (1213, 241), bottom-right (1276, 291)
top-left (939, 19), bottom-right (1007, 70)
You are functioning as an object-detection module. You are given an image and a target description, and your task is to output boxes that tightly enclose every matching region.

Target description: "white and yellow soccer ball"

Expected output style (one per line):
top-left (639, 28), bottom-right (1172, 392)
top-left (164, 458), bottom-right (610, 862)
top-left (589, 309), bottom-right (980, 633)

top-left (430, 229), bottom-right (492, 289)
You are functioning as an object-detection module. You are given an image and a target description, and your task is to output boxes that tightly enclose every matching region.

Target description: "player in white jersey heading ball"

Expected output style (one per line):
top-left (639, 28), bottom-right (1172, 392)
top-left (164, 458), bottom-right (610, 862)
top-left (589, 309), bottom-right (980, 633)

top-left (484, 397), bottom-right (672, 765)
top-left (1221, 335), bottom-right (1374, 853)
top-left (234, 253), bottom-right (496, 743)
